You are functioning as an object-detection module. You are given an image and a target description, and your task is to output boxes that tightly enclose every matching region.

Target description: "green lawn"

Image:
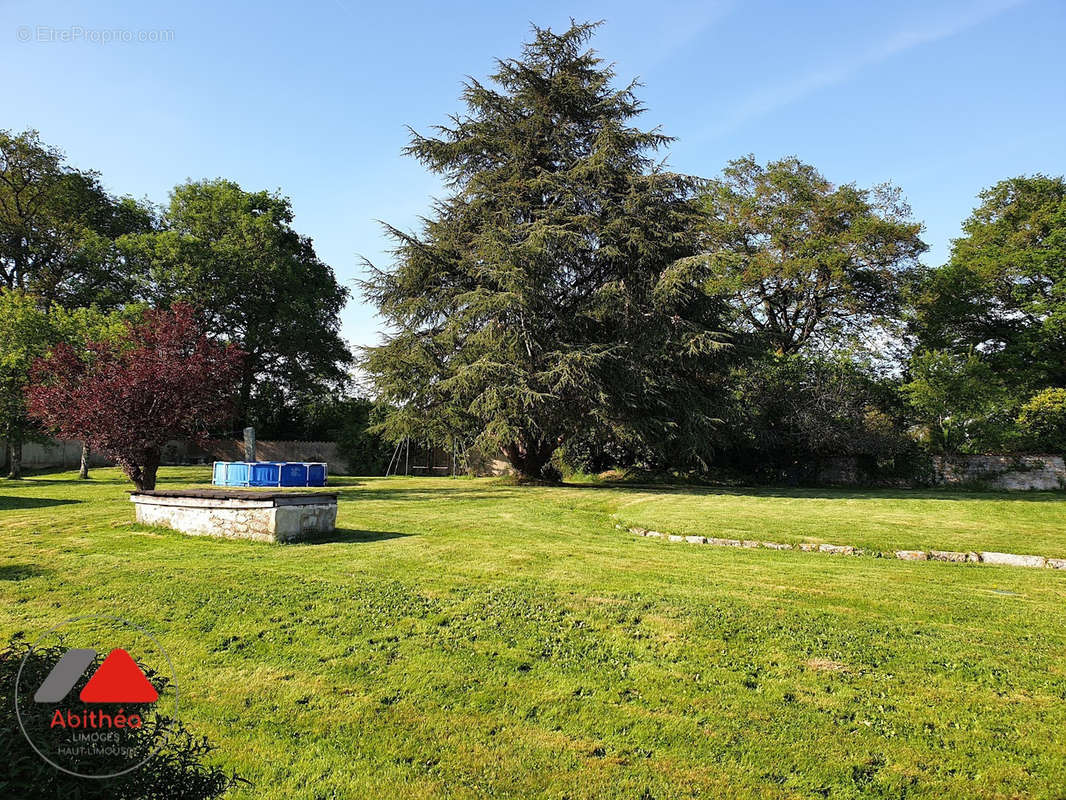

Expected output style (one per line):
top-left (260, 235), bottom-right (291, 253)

top-left (609, 485), bottom-right (1066, 557)
top-left (2, 468), bottom-right (1066, 799)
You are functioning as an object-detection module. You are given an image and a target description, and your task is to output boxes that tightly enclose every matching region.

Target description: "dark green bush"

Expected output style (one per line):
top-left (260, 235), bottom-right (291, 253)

top-left (0, 635), bottom-right (244, 799)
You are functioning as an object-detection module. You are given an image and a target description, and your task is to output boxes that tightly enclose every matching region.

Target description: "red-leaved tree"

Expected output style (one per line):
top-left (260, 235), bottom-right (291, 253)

top-left (27, 304), bottom-right (244, 490)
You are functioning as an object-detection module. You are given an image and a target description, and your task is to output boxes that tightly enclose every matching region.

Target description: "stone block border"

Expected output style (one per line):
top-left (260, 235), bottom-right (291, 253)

top-left (619, 525), bottom-right (1066, 571)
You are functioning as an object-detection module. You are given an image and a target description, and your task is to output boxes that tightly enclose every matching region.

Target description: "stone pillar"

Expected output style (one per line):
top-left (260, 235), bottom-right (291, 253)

top-left (243, 427), bottom-right (256, 462)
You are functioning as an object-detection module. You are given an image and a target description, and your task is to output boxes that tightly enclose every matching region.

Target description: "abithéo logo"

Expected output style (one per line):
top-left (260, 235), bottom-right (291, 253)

top-left (13, 614), bottom-right (178, 779)
top-left (36, 647), bottom-right (159, 704)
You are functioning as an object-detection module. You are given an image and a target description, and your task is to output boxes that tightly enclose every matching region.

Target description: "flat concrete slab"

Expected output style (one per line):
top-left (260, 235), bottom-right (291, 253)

top-left (133, 488), bottom-right (337, 502)
top-left (130, 489), bottom-right (338, 543)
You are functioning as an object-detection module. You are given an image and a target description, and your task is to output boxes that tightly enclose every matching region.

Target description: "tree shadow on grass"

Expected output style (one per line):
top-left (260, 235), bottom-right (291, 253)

top-left (2, 465), bottom-right (131, 481)
top-left (559, 482), bottom-right (1066, 503)
top-left (0, 496), bottom-right (82, 511)
top-left (299, 528), bottom-right (414, 545)
top-left (330, 483), bottom-right (524, 503)
top-left (0, 564), bottom-right (49, 581)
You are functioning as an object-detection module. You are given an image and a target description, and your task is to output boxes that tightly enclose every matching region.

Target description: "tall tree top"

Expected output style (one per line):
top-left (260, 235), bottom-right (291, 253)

top-left (915, 173), bottom-right (1066, 390)
top-left (406, 21), bottom-right (670, 188)
top-left (698, 155), bottom-right (926, 356)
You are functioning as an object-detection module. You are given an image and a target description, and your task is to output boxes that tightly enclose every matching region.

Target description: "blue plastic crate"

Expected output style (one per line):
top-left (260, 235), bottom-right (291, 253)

top-left (212, 461), bottom-right (327, 488)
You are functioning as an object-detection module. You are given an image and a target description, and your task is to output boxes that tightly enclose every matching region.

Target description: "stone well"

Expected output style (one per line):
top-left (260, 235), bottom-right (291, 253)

top-left (130, 489), bottom-right (338, 543)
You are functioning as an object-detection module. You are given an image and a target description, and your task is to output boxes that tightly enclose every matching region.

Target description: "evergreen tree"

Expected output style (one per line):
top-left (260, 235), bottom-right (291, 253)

top-left (362, 22), bottom-right (728, 479)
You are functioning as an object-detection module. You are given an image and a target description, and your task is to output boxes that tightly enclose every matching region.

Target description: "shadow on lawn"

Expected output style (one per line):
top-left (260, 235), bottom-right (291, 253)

top-left (300, 527), bottom-right (413, 545)
top-left (0, 495), bottom-right (82, 510)
top-left (0, 472), bottom-right (128, 486)
top-left (331, 485), bottom-right (523, 503)
top-left (0, 563), bottom-right (50, 581)
top-left (559, 483), bottom-right (1066, 502)
top-left (325, 480), bottom-right (1066, 504)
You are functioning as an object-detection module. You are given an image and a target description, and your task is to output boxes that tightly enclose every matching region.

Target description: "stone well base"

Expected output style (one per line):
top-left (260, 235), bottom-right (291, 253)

top-left (130, 489), bottom-right (338, 543)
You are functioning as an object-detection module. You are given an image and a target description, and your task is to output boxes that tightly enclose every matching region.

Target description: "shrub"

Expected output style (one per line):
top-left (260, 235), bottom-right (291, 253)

top-left (0, 635), bottom-right (244, 799)
top-left (1017, 388), bottom-right (1066, 452)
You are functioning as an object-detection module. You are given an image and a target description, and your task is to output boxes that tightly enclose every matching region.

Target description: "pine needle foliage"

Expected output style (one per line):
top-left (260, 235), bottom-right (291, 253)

top-left (361, 22), bottom-right (728, 479)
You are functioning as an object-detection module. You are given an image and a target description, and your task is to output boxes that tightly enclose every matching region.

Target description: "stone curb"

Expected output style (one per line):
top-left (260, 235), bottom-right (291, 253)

top-left (618, 524), bottom-right (1066, 571)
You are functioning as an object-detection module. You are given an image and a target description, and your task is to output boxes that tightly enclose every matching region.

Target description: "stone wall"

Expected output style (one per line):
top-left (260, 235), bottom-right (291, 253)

top-left (780, 453), bottom-right (1064, 491)
top-left (932, 454), bottom-right (1066, 491)
top-left (131, 490), bottom-right (338, 543)
top-left (1, 438), bottom-right (351, 473)
top-left (190, 439), bottom-right (343, 470)
top-left (814, 456), bottom-right (860, 486)
top-left (0, 439), bottom-right (111, 470)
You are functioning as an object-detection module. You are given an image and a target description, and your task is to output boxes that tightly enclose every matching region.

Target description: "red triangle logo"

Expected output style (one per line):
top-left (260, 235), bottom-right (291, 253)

top-left (79, 648), bottom-right (159, 703)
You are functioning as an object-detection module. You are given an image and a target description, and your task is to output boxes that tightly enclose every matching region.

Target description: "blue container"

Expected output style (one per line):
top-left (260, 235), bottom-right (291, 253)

top-left (307, 463), bottom-right (327, 485)
top-left (225, 462), bottom-right (250, 486)
top-left (280, 463), bottom-right (308, 486)
top-left (250, 462), bottom-right (282, 487)
top-left (212, 461), bottom-right (327, 488)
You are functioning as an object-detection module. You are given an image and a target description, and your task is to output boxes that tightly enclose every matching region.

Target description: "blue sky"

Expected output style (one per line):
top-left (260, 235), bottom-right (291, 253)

top-left (4, 0), bottom-right (1065, 351)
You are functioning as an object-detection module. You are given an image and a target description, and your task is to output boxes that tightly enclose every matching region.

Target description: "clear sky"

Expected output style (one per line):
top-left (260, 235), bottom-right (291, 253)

top-left (4, 0), bottom-right (1064, 352)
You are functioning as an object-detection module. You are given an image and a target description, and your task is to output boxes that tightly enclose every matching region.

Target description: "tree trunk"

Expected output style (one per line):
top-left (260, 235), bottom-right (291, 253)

top-left (141, 449), bottom-right (161, 491)
top-left (124, 448), bottom-right (161, 491)
top-left (7, 436), bottom-right (22, 480)
top-left (235, 359), bottom-right (256, 430)
top-left (503, 437), bottom-right (557, 481)
top-left (78, 442), bottom-right (91, 480)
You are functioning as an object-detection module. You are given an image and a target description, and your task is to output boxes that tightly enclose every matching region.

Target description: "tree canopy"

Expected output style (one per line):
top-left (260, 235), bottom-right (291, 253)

top-left (0, 290), bottom-right (58, 477)
top-left (362, 21), bottom-right (728, 478)
top-left (697, 156), bottom-right (926, 356)
top-left (0, 289), bottom-right (141, 478)
top-left (0, 129), bottom-right (152, 309)
top-left (120, 179), bottom-right (352, 430)
top-left (914, 174), bottom-right (1066, 392)
top-left (28, 304), bottom-right (244, 490)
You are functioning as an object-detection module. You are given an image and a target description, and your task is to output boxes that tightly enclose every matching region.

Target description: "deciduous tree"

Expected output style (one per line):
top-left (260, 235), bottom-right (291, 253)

top-left (697, 156), bottom-right (926, 356)
top-left (1017, 388), bottom-right (1066, 453)
top-left (120, 179), bottom-right (351, 430)
top-left (0, 129), bottom-right (152, 309)
top-left (0, 290), bottom-right (58, 478)
top-left (913, 174), bottom-right (1066, 392)
top-left (721, 353), bottom-right (912, 480)
top-left (51, 303), bottom-right (146, 478)
top-left (900, 349), bottom-right (1008, 453)
top-left (27, 304), bottom-right (243, 490)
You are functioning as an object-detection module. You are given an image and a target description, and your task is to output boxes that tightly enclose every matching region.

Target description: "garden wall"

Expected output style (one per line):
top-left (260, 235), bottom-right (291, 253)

top-left (931, 454), bottom-right (1066, 491)
top-left (188, 439), bottom-right (342, 469)
top-left (0, 439), bottom-right (113, 470)
top-left (0, 438), bottom-right (353, 474)
top-left (805, 453), bottom-right (1064, 490)
top-left (7, 439), bottom-right (1060, 489)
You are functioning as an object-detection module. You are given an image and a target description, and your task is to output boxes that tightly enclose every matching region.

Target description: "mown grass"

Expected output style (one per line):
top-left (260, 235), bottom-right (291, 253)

top-left (2, 468), bottom-right (1065, 799)
top-left (607, 484), bottom-right (1066, 557)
